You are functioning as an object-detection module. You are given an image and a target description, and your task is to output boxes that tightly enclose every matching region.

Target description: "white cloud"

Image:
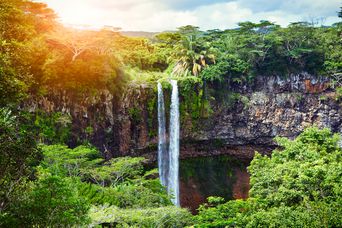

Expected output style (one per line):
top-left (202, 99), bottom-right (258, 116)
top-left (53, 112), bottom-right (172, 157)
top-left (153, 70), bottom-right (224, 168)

top-left (36, 0), bottom-right (341, 31)
top-left (193, 2), bottom-right (252, 30)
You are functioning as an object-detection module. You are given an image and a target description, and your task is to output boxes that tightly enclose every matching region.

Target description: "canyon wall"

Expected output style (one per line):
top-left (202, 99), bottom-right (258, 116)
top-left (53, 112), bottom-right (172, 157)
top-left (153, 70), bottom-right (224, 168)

top-left (24, 73), bottom-right (341, 160)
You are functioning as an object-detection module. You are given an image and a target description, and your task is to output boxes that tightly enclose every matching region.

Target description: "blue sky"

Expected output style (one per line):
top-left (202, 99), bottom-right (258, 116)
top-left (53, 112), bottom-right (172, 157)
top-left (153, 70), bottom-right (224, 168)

top-left (37, 0), bottom-right (341, 31)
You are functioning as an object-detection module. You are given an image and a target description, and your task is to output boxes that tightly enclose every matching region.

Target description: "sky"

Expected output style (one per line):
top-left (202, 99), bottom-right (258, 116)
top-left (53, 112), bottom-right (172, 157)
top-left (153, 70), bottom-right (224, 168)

top-left (36, 0), bottom-right (341, 31)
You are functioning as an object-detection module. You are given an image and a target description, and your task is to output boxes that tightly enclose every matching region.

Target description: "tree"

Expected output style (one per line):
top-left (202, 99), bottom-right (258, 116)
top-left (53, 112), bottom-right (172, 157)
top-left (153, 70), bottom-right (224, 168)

top-left (164, 25), bottom-right (215, 77)
top-left (0, 0), bottom-right (55, 104)
top-left (21, 1), bottom-right (56, 33)
top-left (0, 0), bottom-right (32, 105)
top-left (47, 27), bottom-right (101, 62)
top-left (0, 108), bottom-right (41, 214)
top-left (85, 157), bottom-right (145, 187)
top-left (40, 144), bottom-right (102, 177)
top-left (42, 27), bottom-right (129, 93)
top-left (8, 173), bottom-right (90, 227)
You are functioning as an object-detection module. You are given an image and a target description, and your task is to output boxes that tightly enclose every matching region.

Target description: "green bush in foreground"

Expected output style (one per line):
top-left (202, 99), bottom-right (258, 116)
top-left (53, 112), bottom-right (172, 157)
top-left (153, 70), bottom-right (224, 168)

top-left (2, 172), bottom-right (90, 227)
top-left (90, 205), bottom-right (193, 227)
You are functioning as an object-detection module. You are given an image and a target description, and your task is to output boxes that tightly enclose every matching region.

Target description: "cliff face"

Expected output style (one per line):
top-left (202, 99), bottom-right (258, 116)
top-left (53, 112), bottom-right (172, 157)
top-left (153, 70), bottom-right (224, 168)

top-left (24, 73), bottom-right (341, 160)
top-left (181, 73), bottom-right (339, 151)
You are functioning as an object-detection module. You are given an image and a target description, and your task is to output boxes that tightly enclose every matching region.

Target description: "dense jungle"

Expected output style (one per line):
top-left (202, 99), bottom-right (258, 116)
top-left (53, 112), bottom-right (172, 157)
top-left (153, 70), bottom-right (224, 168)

top-left (0, 0), bottom-right (341, 227)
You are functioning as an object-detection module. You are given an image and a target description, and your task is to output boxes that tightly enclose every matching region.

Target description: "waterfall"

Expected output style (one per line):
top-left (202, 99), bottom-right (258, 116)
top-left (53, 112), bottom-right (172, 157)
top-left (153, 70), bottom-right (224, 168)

top-left (168, 80), bottom-right (180, 206)
top-left (157, 80), bottom-right (180, 206)
top-left (157, 82), bottom-right (168, 187)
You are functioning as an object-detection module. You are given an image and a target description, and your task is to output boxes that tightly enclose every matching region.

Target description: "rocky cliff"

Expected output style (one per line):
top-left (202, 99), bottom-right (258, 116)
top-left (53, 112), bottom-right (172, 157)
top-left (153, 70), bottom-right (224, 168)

top-left (24, 73), bottom-right (341, 160)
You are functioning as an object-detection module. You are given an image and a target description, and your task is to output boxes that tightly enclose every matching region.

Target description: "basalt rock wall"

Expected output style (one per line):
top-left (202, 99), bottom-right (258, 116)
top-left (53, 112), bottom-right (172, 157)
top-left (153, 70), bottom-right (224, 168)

top-left (24, 73), bottom-right (341, 160)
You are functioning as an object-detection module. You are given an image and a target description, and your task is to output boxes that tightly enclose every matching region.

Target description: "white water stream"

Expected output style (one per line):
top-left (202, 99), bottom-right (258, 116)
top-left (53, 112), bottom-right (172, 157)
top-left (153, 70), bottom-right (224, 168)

top-left (157, 82), bottom-right (168, 187)
top-left (157, 80), bottom-right (180, 206)
top-left (168, 80), bottom-right (180, 206)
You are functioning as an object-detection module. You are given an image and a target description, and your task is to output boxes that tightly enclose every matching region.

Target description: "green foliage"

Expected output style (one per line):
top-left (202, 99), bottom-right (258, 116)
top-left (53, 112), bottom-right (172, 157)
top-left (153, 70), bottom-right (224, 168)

top-left (201, 55), bottom-right (249, 83)
top-left (2, 141), bottom-right (174, 226)
top-left (5, 173), bottom-right (90, 227)
top-left (1, 1), bottom-right (342, 226)
top-left (147, 93), bottom-right (157, 137)
top-left (89, 205), bottom-right (192, 227)
top-left (128, 107), bottom-right (142, 125)
top-left (40, 144), bottom-right (171, 208)
top-left (156, 25), bottom-right (216, 77)
top-left (115, 36), bottom-right (168, 71)
top-left (126, 68), bottom-right (168, 87)
top-left (85, 126), bottom-right (94, 135)
top-left (20, 111), bottom-right (72, 144)
top-left (249, 127), bottom-right (341, 206)
top-left (0, 108), bottom-right (41, 214)
top-left (319, 94), bottom-right (328, 101)
top-left (195, 199), bottom-right (253, 227)
top-left (1, 131), bottom-right (92, 227)
top-left (317, 24), bottom-right (342, 74)
top-left (194, 127), bottom-right (342, 227)
top-left (77, 179), bottom-right (171, 209)
top-left (43, 27), bottom-right (169, 95)
top-left (1, 0), bottom-right (341, 105)
top-left (240, 201), bottom-right (341, 228)
top-left (40, 144), bottom-right (102, 177)
top-left (240, 95), bottom-right (250, 108)
top-left (0, 0), bottom-right (55, 105)
top-left (151, 21), bottom-right (342, 123)
top-left (84, 157), bottom-right (145, 186)
top-left (197, 20), bottom-right (333, 84)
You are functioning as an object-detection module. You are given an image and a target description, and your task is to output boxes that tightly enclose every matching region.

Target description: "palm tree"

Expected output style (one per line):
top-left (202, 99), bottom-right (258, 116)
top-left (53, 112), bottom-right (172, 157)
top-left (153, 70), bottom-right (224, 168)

top-left (171, 26), bottom-right (215, 77)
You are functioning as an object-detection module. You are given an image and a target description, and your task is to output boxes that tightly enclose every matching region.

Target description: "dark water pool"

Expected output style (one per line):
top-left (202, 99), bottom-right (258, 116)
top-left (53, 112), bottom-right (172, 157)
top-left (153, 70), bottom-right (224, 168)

top-left (179, 155), bottom-right (250, 213)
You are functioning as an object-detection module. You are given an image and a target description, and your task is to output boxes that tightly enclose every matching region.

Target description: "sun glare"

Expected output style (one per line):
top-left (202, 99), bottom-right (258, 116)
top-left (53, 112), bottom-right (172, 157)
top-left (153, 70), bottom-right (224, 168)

top-left (39, 0), bottom-right (108, 29)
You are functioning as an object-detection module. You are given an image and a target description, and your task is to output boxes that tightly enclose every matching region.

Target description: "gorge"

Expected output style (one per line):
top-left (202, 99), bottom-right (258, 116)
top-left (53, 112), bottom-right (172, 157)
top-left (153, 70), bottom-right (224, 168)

top-left (23, 73), bottom-right (341, 210)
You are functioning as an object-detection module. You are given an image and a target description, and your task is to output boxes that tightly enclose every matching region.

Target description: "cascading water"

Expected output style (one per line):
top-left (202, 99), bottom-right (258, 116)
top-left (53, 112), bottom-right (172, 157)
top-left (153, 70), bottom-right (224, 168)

top-left (157, 82), bottom-right (168, 187)
top-left (157, 80), bottom-right (180, 206)
top-left (168, 80), bottom-right (180, 206)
